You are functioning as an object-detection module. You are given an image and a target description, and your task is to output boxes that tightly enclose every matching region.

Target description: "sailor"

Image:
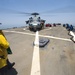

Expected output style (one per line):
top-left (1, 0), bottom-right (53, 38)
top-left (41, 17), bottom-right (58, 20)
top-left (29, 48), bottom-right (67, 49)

top-left (0, 30), bottom-right (15, 74)
top-left (70, 25), bottom-right (73, 31)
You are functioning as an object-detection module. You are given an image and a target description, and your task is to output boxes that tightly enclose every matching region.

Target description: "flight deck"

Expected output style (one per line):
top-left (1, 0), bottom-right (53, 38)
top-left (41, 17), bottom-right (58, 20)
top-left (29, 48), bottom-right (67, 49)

top-left (1, 25), bottom-right (75, 75)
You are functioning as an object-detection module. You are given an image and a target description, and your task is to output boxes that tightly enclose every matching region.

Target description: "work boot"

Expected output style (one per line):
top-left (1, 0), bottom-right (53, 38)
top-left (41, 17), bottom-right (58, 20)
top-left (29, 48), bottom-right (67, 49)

top-left (7, 59), bottom-right (15, 69)
top-left (7, 62), bottom-right (15, 69)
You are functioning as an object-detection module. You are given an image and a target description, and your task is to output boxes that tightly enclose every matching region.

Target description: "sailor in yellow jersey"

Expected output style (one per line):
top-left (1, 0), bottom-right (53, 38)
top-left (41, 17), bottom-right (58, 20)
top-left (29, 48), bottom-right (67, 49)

top-left (0, 30), bottom-right (15, 74)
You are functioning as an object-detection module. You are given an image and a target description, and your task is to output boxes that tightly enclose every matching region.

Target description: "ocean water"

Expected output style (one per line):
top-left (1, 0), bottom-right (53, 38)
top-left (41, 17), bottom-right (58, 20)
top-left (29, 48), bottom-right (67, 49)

top-left (0, 24), bottom-right (27, 30)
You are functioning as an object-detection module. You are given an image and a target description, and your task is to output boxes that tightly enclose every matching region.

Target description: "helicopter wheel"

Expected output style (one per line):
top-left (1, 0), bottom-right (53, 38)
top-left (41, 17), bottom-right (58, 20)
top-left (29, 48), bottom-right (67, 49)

top-left (38, 28), bottom-right (40, 31)
top-left (29, 27), bottom-right (32, 31)
top-left (34, 29), bottom-right (36, 32)
top-left (39, 26), bottom-right (42, 31)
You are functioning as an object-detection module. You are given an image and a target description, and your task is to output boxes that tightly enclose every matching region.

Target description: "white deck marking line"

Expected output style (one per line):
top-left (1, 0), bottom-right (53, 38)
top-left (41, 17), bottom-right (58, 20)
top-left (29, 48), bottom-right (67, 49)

top-left (39, 35), bottom-right (71, 41)
top-left (30, 31), bottom-right (40, 75)
top-left (4, 30), bottom-right (71, 41)
top-left (4, 30), bottom-right (35, 36)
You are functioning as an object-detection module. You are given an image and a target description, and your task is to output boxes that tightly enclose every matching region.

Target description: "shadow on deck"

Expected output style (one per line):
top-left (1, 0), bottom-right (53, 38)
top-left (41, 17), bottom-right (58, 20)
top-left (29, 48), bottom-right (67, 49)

top-left (0, 68), bottom-right (18, 75)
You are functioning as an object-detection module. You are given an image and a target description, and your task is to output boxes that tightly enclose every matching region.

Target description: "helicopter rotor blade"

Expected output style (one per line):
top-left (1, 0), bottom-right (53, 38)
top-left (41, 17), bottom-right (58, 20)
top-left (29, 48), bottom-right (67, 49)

top-left (0, 7), bottom-right (32, 15)
top-left (1, 5), bottom-right (75, 17)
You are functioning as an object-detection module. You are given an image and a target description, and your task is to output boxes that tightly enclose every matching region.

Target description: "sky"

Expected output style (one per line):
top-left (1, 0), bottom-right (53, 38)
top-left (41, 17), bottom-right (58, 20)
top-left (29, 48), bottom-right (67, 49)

top-left (0, 0), bottom-right (75, 29)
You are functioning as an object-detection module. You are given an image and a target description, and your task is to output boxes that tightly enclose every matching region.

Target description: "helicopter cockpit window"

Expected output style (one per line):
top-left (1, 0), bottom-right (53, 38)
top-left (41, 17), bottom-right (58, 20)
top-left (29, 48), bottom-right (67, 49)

top-left (37, 17), bottom-right (41, 22)
top-left (38, 17), bottom-right (40, 19)
top-left (29, 17), bottom-right (33, 22)
top-left (30, 20), bottom-right (33, 22)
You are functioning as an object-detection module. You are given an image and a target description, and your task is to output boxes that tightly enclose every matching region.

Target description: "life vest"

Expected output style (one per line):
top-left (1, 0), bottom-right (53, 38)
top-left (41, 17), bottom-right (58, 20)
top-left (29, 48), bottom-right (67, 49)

top-left (0, 32), bottom-right (9, 68)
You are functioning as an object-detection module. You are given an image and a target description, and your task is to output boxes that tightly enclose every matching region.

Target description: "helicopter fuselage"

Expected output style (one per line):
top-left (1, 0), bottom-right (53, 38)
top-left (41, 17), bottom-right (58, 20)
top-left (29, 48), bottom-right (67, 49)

top-left (26, 15), bottom-right (45, 31)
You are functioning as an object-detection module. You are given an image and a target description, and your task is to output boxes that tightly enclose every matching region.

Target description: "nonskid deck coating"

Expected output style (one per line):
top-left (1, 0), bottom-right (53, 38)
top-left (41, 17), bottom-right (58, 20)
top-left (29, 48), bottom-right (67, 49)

top-left (0, 25), bottom-right (75, 75)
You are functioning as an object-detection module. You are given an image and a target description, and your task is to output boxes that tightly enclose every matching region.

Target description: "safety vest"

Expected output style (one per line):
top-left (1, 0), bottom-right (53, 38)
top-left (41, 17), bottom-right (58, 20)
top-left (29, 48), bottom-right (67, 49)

top-left (0, 33), bottom-right (9, 68)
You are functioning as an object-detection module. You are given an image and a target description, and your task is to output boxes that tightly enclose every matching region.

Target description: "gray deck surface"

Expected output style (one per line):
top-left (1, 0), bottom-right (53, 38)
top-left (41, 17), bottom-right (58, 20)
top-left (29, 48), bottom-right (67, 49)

top-left (1, 25), bottom-right (75, 75)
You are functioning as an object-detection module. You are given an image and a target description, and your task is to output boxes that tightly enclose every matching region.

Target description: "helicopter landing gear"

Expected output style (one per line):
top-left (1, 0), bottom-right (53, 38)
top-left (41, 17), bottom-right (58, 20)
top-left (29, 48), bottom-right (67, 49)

top-left (29, 27), bottom-right (32, 31)
top-left (37, 26), bottom-right (42, 31)
top-left (33, 28), bottom-right (37, 32)
top-left (29, 27), bottom-right (34, 31)
top-left (29, 27), bottom-right (36, 32)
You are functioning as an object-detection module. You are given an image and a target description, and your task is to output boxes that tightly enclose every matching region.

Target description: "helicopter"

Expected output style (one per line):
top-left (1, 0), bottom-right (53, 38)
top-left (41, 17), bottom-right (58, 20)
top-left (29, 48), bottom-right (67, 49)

top-left (0, 5), bottom-right (75, 31)
top-left (25, 12), bottom-right (45, 32)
